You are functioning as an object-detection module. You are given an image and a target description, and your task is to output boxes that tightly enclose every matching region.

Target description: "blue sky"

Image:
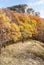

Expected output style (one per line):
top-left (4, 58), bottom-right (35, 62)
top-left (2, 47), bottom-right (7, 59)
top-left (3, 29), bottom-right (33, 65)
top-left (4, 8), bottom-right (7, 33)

top-left (0, 0), bottom-right (44, 18)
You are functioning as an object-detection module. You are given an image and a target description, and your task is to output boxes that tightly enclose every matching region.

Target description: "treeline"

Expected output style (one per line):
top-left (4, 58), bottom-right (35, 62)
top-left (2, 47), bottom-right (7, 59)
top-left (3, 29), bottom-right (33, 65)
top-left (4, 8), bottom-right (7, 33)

top-left (8, 4), bottom-right (40, 16)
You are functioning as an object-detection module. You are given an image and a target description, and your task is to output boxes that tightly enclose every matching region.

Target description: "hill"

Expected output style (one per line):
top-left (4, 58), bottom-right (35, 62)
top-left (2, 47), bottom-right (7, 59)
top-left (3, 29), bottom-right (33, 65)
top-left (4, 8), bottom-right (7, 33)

top-left (0, 8), bottom-right (44, 65)
top-left (0, 8), bottom-right (44, 47)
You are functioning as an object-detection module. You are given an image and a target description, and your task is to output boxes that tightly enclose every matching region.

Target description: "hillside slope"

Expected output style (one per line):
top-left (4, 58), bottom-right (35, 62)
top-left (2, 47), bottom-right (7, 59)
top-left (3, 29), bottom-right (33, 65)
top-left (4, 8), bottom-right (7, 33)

top-left (0, 8), bottom-right (44, 65)
top-left (0, 9), bottom-right (44, 45)
top-left (0, 8), bottom-right (44, 48)
top-left (0, 40), bottom-right (44, 65)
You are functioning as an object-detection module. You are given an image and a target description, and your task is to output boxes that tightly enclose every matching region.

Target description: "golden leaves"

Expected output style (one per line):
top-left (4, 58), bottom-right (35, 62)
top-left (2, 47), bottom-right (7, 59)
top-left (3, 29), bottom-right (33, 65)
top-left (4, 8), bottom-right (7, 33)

top-left (0, 9), bottom-right (39, 43)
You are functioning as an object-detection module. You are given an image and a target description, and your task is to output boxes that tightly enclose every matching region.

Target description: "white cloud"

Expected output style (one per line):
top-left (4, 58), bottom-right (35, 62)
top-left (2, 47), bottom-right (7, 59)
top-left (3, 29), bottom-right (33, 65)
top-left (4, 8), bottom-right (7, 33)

top-left (36, 1), bottom-right (42, 5)
top-left (31, 0), bottom-right (44, 6)
top-left (40, 10), bottom-right (44, 18)
top-left (40, 0), bottom-right (44, 2)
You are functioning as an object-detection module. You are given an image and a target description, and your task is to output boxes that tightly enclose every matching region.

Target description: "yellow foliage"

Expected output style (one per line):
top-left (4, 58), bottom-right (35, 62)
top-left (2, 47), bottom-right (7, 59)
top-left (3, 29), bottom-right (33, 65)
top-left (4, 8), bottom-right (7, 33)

top-left (0, 9), bottom-right (40, 43)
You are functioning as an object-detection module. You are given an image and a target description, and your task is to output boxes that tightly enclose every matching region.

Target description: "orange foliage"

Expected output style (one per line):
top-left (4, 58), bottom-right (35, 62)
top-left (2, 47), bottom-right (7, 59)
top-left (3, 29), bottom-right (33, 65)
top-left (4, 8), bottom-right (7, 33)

top-left (0, 8), bottom-right (44, 46)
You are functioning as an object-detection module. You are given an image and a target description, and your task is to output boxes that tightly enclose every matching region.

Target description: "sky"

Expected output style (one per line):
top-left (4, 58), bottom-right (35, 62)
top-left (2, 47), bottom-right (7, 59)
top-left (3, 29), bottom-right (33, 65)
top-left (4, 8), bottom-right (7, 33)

top-left (0, 0), bottom-right (44, 18)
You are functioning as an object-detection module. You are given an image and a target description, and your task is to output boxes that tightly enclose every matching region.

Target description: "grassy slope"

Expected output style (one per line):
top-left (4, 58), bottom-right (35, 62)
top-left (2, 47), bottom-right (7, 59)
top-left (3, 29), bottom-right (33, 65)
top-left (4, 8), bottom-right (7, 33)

top-left (0, 40), bottom-right (44, 65)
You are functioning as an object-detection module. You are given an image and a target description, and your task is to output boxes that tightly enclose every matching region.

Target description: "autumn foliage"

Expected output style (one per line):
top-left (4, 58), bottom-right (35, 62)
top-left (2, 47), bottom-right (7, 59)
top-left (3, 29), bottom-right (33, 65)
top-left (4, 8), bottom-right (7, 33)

top-left (0, 8), bottom-right (44, 47)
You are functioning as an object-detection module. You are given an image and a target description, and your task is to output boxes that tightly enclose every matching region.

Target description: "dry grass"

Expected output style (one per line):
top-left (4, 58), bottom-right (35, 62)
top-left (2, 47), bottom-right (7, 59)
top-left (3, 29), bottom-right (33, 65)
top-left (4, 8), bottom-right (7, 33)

top-left (0, 40), bottom-right (44, 65)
